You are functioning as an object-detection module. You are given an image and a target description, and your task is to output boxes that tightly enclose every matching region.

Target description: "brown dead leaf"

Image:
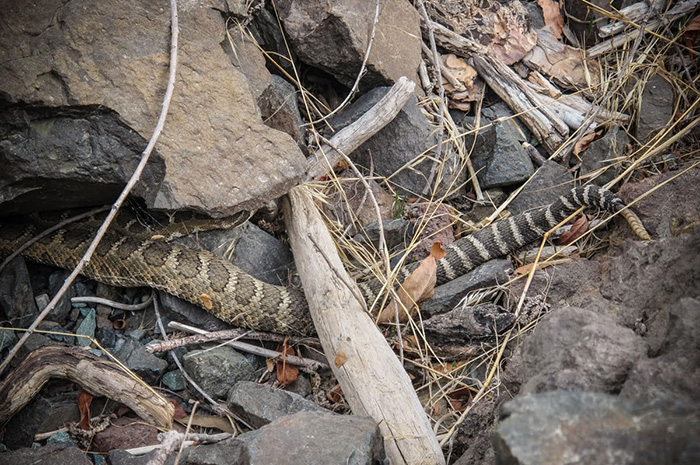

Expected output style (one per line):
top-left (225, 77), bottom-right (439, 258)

top-left (573, 132), bottom-right (599, 158)
top-left (559, 215), bottom-right (589, 245)
top-left (685, 15), bottom-right (700, 31)
top-left (78, 392), bottom-right (93, 430)
top-left (377, 242), bottom-right (445, 324)
top-left (178, 414), bottom-right (236, 433)
top-left (334, 349), bottom-right (348, 368)
top-left (537, 0), bottom-right (564, 39)
top-left (200, 293), bottom-right (213, 310)
top-left (275, 340), bottom-right (299, 386)
top-left (168, 398), bottom-right (187, 420)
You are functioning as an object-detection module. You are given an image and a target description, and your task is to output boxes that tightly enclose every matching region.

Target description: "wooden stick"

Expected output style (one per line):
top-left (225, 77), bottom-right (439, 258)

top-left (283, 187), bottom-right (445, 465)
top-left (0, 345), bottom-right (174, 428)
top-left (304, 76), bottom-right (416, 181)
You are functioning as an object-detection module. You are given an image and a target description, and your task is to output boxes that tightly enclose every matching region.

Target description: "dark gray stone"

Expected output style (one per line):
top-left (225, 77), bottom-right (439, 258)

top-left (621, 297), bottom-right (700, 405)
top-left (228, 381), bottom-right (327, 428)
top-left (0, 443), bottom-right (92, 465)
top-left (517, 306), bottom-right (647, 395)
top-left (172, 221), bottom-right (294, 286)
top-left (157, 291), bottom-right (233, 333)
top-left (330, 87), bottom-right (460, 197)
top-left (637, 74), bottom-right (674, 143)
top-left (424, 303), bottom-right (515, 343)
top-left (3, 392), bottom-right (81, 449)
top-left (493, 391), bottom-right (700, 465)
top-left (183, 346), bottom-right (256, 400)
top-left (0, 256), bottom-right (38, 327)
top-left (238, 411), bottom-right (384, 465)
top-left (107, 449), bottom-right (154, 465)
top-left (162, 370), bottom-right (186, 391)
top-left (421, 259), bottom-right (512, 317)
top-left (354, 218), bottom-right (411, 251)
top-left (471, 111), bottom-right (534, 188)
top-left (507, 160), bottom-right (573, 215)
top-left (259, 75), bottom-right (304, 146)
top-left (113, 337), bottom-right (168, 385)
top-left (276, 0), bottom-right (421, 88)
top-left (579, 126), bottom-right (628, 186)
top-left (47, 270), bottom-right (74, 323)
top-left (0, 328), bottom-right (16, 352)
top-left (75, 308), bottom-right (96, 346)
top-left (0, 106), bottom-right (165, 214)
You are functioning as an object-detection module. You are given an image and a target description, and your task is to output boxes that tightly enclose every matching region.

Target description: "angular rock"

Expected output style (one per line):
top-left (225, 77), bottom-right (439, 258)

top-left (516, 306), bottom-right (647, 395)
top-left (0, 256), bottom-right (38, 327)
top-left (471, 110), bottom-right (534, 188)
top-left (637, 74), bottom-right (674, 143)
top-left (276, 0), bottom-right (421, 88)
top-left (182, 346), bottom-right (256, 400)
top-left (0, 0), bottom-right (306, 216)
top-left (172, 221), bottom-right (294, 286)
top-left (113, 337), bottom-right (168, 385)
top-left (157, 291), bottom-right (234, 333)
top-left (3, 392), bottom-right (82, 449)
top-left (330, 87), bottom-right (451, 196)
top-left (238, 411), bottom-right (384, 465)
top-left (579, 126), bottom-right (628, 186)
top-left (92, 417), bottom-right (160, 453)
top-left (507, 160), bottom-right (573, 215)
top-left (227, 381), bottom-right (327, 428)
top-left (354, 218), bottom-right (411, 252)
top-left (424, 303), bottom-right (515, 343)
top-left (621, 297), bottom-right (700, 405)
top-left (0, 443), bottom-right (92, 465)
top-left (0, 106), bottom-right (166, 214)
top-left (259, 75), bottom-right (304, 146)
top-left (493, 391), bottom-right (700, 465)
top-left (421, 259), bottom-right (512, 317)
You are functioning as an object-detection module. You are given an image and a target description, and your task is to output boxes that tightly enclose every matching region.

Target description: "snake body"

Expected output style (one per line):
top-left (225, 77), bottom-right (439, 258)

top-left (0, 185), bottom-right (645, 335)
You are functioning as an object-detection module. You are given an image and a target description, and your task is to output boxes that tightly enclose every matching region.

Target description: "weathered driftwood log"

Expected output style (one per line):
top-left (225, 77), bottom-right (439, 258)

top-left (283, 187), bottom-right (445, 465)
top-left (0, 345), bottom-right (174, 429)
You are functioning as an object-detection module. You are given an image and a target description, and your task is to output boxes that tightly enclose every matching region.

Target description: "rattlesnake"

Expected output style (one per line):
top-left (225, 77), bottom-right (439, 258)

top-left (0, 185), bottom-right (648, 335)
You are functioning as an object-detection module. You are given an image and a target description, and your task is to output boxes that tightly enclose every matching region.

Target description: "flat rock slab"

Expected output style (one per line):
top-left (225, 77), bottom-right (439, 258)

top-left (0, 0), bottom-right (306, 215)
top-left (493, 391), bottom-right (700, 465)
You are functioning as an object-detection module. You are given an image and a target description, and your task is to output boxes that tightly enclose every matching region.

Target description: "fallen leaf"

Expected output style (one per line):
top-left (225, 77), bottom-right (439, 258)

top-left (573, 131), bottom-right (600, 158)
top-left (685, 15), bottom-right (700, 31)
top-left (378, 242), bottom-right (445, 323)
top-left (537, 0), bottom-right (564, 38)
top-left (200, 294), bottom-right (213, 310)
top-left (334, 350), bottom-right (348, 368)
top-left (514, 257), bottom-right (573, 275)
top-left (178, 414), bottom-right (236, 433)
top-left (275, 340), bottom-right (299, 386)
top-left (78, 392), bottom-right (93, 430)
top-left (559, 215), bottom-right (589, 245)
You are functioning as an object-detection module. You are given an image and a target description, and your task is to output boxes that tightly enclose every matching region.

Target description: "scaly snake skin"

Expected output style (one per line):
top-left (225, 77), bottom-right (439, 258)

top-left (0, 186), bottom-right (647, 335)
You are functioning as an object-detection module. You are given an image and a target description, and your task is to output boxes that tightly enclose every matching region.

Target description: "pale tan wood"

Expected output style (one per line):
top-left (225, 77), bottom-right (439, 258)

top-left (0, 345), bottom-right (174, 428)
top-left (283, 187), bottom-right (445, 465)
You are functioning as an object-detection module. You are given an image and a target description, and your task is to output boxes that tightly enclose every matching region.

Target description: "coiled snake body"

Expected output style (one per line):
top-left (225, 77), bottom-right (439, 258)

top-left (0, 186), bottom-right (647, 335)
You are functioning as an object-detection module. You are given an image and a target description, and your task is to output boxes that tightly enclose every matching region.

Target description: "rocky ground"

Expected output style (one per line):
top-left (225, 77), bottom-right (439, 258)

top-left (1, 0), bottom-right (699, 464)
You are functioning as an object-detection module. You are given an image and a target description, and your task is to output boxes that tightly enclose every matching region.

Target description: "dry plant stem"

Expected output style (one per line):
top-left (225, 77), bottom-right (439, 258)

top-left (587, 0), bottom-right (698, 58)
top-left (415, 0), bottom-right (447, 197)
top-left (0, 206), bottom-right (110, 274)
top-left (305, 77), bottom-right (416, 181)
top-left (149, 325), bottom-right (321, 353)
top-left (0, 0), bottom-right (179, 377)
top-left (306, 0), bottom-right (381, 126)
top-left (0, 345), bottom-right (174, 428)
top-left (284, 188), bottom-right (445, 465)
top-left (320, 136), bottom-right (391, 278)
top-left (153, 297), bottom-right (248, 427)
top-left (71, 294), bottom-right (154, 311)
top-left (173, 401), bottom-right (198, 465)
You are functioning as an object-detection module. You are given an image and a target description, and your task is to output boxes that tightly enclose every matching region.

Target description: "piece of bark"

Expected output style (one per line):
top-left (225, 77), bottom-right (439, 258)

top-left (0, 345), bottom-right (174, 429)
top-left (283, 187), bottom-right (445, 465)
